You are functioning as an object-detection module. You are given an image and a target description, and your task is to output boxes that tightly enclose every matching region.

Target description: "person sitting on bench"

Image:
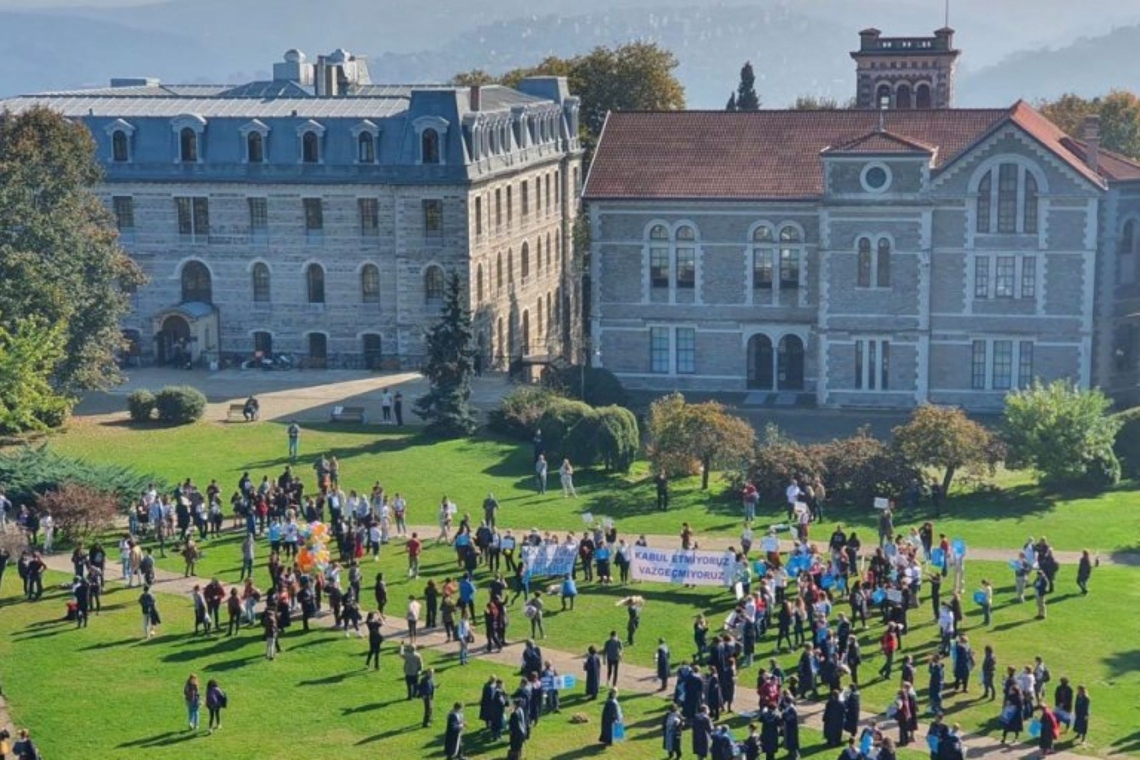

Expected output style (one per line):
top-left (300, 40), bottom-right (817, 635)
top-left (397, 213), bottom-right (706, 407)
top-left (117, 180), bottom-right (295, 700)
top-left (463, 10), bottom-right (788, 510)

top-left (243, 396), bottom-right (260, 422)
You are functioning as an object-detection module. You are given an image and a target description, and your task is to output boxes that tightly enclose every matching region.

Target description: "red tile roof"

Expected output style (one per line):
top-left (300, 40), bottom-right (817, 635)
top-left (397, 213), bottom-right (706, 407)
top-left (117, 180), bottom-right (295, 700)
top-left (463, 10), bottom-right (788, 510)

top-left (584, 102), bottom-right (1140, 200)
top-left (823, 129), bottom-right (937, 155)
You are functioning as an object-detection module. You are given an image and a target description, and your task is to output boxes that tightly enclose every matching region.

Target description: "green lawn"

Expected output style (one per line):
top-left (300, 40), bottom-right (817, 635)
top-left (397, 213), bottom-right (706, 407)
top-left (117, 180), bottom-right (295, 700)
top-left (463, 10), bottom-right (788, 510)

top-left (2, 417), bottom-right (1136, 757)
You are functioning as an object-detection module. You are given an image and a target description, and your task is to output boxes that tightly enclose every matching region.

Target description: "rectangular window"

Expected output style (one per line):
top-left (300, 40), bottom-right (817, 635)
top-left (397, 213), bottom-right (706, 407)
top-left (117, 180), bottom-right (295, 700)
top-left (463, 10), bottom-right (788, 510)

top-left (977, 174), bottom-right (992, 233)
top-left (495, 189), bottom-right (502, 229)
top-left (358, 198), bottom-right (379, 237)
top-left (992, 340), bottom-right (1013, 389)
top-left (971, 340), bottom-right (987, 390)
top-left (1021, 256), bottom-right (1036, 298)
top-left (112, 196), bottom-right (134, 232)
top-left (753, 249), bottom-right (773, 290)
top-left (676, 328), bottom-right (696, 374)
top-left (779, 248), bottom-right (799, 290)
top-left (880, 341), bottom-right (890, 390)
top-left (997, 164), bottom-right (1018, 234)
top-left (176, 197), bottom-right (209, 238)
top-left (423, 199), bottom-right (443, 238)
top-left (855, 339), bottom-right (864, 390)
top-left (650, 247), bottom-right (670, 288)
top-left (1018, 341), bottom-right (1034, 388)
top-left (676, 247), bottom-right (696, 288)
top-left (995, 255), bottom-right (1015, 298)
top-left (545, 174), bottom-right (552, 215)
top-left (475, 196), bottom-right (483, 236)
top-left (554, 169), bottom-right (560, 207)
top-left (521, 182), bottom-right (529, 218)
top-left (974, 256), bottom-right (990, 298)
top-left (868, 340), bottom-right (878, 390)
top-left (303, 198), bottom-right (323, 240)
top-left (248, 197), bottom-right (267, 241)
top-left (650, 327), bottom-right (669, 373)
top-left (506, 186), bottom-right (513, 227)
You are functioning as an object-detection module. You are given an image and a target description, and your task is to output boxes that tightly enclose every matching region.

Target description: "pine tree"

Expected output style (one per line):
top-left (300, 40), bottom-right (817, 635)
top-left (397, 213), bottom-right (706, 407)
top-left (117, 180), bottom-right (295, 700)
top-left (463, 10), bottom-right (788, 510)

top-left (414, 272), bottom-right (478, 437)
top-left (735, 62), bottom-right (761, 112)
top-left (726, 92), bottom-right (737, 111)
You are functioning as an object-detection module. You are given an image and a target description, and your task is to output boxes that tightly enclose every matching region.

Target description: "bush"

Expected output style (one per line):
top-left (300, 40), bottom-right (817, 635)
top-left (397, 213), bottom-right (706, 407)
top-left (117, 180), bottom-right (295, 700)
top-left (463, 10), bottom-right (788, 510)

top-left (153, 385), bottom-right (207, 425)
top-left (1112, 406), bottom-right (1140, 478)
top-left (489, 385), bottom-right (561, 439)
top-left (746, 425), bottom-right (823, 501)
top-left (591, 405), bottom-right (640, 473)
top-left (36, 482), bottom-right (120, 546)
top-left (541, 364), bottom-right (628, 408)
top-left (1080, 450), bottom-right (1122, 490)
top-left (538, 398), bottom-right (594, 462)
top-left (0, 445), bottom-right (159, 511)
top-left (127, 389), bottom-right (156, 423)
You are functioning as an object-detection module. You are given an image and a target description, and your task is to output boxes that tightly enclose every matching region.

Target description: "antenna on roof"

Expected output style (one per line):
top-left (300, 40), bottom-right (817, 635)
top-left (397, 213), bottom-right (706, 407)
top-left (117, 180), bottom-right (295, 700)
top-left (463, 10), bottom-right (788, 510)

top-left (945, 0), bottom-right (951, 28)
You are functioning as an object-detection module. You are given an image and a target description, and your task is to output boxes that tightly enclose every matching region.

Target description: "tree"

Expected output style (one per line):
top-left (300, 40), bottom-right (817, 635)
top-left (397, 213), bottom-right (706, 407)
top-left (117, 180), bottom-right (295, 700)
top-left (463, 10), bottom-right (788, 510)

top-left (892, 404), bottom-right (1001, 494)
top-left (647, 393), bottom-right (756, 489)
top-left (36, 482), bottom-right (119, 547)
top-left (726, 92), bottom-right (737, 112)
top-left (452, 42), bottom-right (686, 151)
top-left (735, 62), bottom-right (761, 112)
top-left (792, 95), bottom-right (856, 110)
top-left (1003, 380), bottom-right (1122, 488)
top-left (0, 317), bottom-right (70, 433)
top-left (0, 107), bottom-right (144, 397)
top-left (1038, 91), bottom-right (1140, 160)
top-left (415, 272), bottom-right (478, 437)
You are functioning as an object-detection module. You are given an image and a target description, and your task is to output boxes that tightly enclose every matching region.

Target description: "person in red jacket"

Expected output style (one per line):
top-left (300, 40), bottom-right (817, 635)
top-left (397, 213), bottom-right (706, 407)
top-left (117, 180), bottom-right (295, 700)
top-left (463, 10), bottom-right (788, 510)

top-left (879, 623), bottom-right (899, 679)
top-left (1038, 704), bottom-right (1061, 755)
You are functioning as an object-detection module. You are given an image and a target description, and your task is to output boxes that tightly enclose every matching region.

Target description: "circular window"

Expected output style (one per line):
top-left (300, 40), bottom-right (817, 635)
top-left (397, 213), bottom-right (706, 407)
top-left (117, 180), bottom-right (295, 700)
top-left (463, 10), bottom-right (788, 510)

top-left (861, 163), bottom-right (892, 193)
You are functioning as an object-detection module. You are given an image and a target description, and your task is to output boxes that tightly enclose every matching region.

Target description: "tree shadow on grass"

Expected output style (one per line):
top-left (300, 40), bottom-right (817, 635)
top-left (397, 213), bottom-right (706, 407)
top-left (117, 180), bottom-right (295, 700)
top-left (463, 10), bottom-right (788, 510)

top-left (298, 669), bottom-right (367, 687)
top-left (1102, 649), bottom-right (1140, 680)
top-left (1110, 728), bottom-right (1140, 755)
top-left (161, 633), bottom-right (249, 662)
top-left (116, 730), bottom-right (200, 748)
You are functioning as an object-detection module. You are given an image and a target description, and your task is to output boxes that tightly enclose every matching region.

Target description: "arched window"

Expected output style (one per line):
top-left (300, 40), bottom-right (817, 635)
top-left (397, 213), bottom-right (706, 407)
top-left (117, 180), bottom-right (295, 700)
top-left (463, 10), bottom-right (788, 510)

top-left (306, 263), bottom-right (325, 304)
top-left (876, 84), bottom-right (892, 109)
top-left (181, 261), bottom-right (212, 304)
top-left (977, 163), bottom-right (1042, 235)
top-left (179, 127), bottom-right (198, 163)
top-left (876, 238), bottom-right (892, 287)
top-left (496, 318), bottom-right (504, 363)
top-left (537, 298), bottom-right (544, 342)
top-left (112, 130), bottom-right (129, 162)
top-left (247, 132), bottom-right (264, 164)
top-left (424, 265), bottom-right (445, 304)
top-left (421, 128), bottom-right (440, 164)
top-left (302, 131), bottom-right (320, 163)
top-left (361, 264), bottom-right (380, 303)
top-left (857, 237), bottom-right (873, 288)
top-left (778, 226), bottom-right (801, 291)
top-left (496, 252), bottom-right (503, 291)
top-left (536, 238), bottom-right (543, 275)
top-left (546, 233), bottom-right (553, 270)
top-left (915, 84), bottom-right (932, 109)
top-left (251, 262), bottom-right (270, 302)
top-left (508, 248), bottom-right (515, 284)
top-left (521, 242), bottom-right (530, 280)
top-left (476, 264), bottom-right (484, 303)
top-left (675, 226), bottom-right (696, 289)
top-left (358, 132), bottom-right (375, 164)
top-left (752, 225), bottom-right (775, 292)
top-left (896, 84), bottom-right (912, 110)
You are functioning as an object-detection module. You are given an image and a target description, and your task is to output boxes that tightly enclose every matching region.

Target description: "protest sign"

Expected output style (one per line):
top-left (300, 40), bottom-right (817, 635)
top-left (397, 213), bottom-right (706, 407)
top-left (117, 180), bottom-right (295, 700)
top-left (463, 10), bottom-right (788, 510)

top-left (630, 546), bottom-right (731, 586)
top-left (521, 544), bottom-right (576, 579)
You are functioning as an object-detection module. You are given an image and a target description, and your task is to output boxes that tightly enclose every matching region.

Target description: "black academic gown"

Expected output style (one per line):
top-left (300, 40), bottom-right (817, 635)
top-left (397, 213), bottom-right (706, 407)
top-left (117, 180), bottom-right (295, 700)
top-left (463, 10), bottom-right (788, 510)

top-left (584, 653), bottom-right (602, 698)
top-left (444, 711), bottom-right (464, 759)
top-left (691, 713), bottom-right (714, 758)
top-left (783, 705), bottom-right (801, 753)
top-left (823, 696), bottom-right (845, 746)
top-left (509, 708), bottom-right (529, 753)
top-left (599, 696), bottom-right (620, 745)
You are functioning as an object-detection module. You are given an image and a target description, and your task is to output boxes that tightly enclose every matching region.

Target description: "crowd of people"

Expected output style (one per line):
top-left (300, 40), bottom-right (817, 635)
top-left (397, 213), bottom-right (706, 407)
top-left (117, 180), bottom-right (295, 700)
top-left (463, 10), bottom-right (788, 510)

top-left (0, 450), bottom-right (1101, 759)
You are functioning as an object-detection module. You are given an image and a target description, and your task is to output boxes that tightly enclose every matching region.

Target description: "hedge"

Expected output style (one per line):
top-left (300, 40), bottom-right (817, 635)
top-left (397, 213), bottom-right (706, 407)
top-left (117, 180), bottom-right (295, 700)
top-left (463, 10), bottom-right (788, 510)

top-left (1112, 406), bottom-right (1140, 478)
top-left (540, 364), bottom-right (628, 408)
top-left (0, 445), bottom-right (160, 510)
top-left (127, 389), bottom-right (156, 423)
top-left (153, 385), bottom-right (207, 425)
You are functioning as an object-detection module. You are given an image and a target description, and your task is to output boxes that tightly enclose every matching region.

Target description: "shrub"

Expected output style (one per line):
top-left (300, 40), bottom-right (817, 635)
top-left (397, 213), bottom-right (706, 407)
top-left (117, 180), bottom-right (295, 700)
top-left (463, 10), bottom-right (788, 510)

top-left (153, 385), bottom-right (207, 425)
top-left (818, 428), bottom-right (919, 507)
top-left (0, 445), bottom-right (159, 511)
top-left (892, 404), bottom-right (1002, 492)
top-left (1080, 449), bottom-right (1122, 491)
top-left (489, 385), bottom-right (561, 439)
top-left (1112, 406), bottom-right (1140, 477)
top-left (36, 482), bottom-right (120, 546)
top-left (646, 393), bottom-right (755, 489)
top-left (541, 364), bottom-right (628, 408)
top-left (1004, 380), bottom-right (1121, 488)
top-left (538, 398), bottom-right (594, 462)
top-left (745, 425), bottom-right (825, 501)
top-left (591, 405), bottom-right (640, 473)
top-left (127, 389), bottom-right (156, 423)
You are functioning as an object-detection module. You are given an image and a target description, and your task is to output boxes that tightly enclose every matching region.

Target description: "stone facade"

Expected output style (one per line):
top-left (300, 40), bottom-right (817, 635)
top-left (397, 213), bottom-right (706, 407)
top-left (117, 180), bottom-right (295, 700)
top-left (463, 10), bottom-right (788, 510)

top-left (2, 49), bottom-right (583, 369)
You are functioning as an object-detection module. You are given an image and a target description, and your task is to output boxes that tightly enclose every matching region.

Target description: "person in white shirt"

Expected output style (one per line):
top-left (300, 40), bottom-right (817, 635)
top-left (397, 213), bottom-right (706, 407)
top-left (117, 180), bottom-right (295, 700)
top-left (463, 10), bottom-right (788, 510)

top-left (559, 459), bottom-right (577, 498)
top-left (41, 513), bottom-right (55, 553)
top-left (406, 595), bottom-right (422, 644)
top-left (381, 389), bottom-right (394, 423)
top-left (393, 494), bottom-right (408, 536)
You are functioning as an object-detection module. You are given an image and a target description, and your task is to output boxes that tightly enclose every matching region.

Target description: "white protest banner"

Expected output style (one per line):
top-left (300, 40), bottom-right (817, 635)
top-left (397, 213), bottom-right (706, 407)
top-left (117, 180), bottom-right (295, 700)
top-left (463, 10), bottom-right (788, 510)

top-left (581, 512), bottom-right (594, 525)
top-left (761, 536), bottom-right (780, 553)
top-left (630, 546), bottom-right (732, 587)
top-left (521, 544), bottom-right (577, 579)
top-left (873, 497), bottom-right (890, 510)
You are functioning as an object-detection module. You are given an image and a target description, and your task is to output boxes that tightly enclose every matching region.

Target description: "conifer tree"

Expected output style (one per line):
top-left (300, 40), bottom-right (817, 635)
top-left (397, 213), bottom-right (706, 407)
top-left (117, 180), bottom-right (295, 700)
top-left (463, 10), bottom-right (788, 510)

top-left (735, 62), bottom-right (761, 111)
top-left (414, 272), bottom-right (478, 437)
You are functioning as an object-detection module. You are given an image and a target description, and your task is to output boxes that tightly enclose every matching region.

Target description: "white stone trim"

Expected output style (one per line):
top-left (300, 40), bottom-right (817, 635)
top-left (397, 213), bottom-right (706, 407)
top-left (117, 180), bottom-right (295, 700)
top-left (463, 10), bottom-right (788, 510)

top-left (172, 256), bottom-right (214, 280)
top-left (859, 161), bottom-right (893, 194)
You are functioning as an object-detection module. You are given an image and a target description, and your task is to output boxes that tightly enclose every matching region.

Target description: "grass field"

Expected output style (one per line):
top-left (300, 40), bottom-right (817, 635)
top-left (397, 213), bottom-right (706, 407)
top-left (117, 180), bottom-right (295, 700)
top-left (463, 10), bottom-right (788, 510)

top-left (1, 417), bottom-right (1136, 757)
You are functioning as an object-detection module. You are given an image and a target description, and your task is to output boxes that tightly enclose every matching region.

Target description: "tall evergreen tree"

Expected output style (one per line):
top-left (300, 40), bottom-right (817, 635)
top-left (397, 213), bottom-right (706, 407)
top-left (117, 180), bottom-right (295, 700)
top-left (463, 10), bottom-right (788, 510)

top-left (726, 92), bottom-right (737, 111)
top-left (735, 61), bottom-right (761, 112)
top-left (414, 272), bottom-right (478, 437)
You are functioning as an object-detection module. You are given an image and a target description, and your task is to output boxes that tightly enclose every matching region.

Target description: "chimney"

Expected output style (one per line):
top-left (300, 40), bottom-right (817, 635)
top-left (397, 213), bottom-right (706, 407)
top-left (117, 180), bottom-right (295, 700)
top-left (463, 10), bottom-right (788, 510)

top-left (859, 28), bottom-right (882, 51)
top-left (470, 86), bottom-right (481, 112)
top-left (1082, 115), bottom-right (1101, 173)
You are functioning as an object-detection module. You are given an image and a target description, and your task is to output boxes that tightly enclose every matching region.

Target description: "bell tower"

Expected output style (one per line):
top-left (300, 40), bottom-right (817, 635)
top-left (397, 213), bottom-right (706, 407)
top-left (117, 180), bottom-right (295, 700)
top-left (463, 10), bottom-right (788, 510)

top-left (851, 28), bottom-right (960, 110)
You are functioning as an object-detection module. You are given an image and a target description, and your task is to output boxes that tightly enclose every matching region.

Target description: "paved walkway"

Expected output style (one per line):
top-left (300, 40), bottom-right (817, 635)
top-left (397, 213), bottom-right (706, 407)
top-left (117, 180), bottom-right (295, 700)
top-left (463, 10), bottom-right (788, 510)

top-left (35, 553), bottom-right (1084, 760)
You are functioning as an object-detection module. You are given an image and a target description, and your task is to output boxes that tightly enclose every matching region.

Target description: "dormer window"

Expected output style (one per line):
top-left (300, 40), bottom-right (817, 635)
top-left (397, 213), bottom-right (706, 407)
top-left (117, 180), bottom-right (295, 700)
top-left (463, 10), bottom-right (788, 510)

top-left (351, 120), bottom-right (380, 164)
top-left (239, 119), bottom-right (269, 164)
top-left (975, 162), bottom-right (1042, 235)
top-left (104, 119), bottom-right (135, 163)
top-left (180, 128), bottom-right (198, 163)
top-left (296, 120), bottom-right (326, 164)
top-left (170, 115), bottom-right (206, 164)
top-left (413, 116), bottom-right (450, 166)
top-left (422, 129), bottom-right (440, 164)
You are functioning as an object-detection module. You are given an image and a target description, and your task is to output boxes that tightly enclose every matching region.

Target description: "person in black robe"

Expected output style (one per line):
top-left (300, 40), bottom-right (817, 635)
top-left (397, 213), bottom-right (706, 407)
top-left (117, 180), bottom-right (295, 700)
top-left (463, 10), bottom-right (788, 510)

top-left (1073, 686), bottom-right (1090, 743)
top-left (682, 667), bottom-right (705, 721)
top-left (489, 680), bottom-right (507, 741)
top-left (444, 702), bottom-right (464, 759)
top-left (584, 646), bottom-right (602, 700)
top-left (663, 704), bottom-right (685, 760)
top-left (73, 575), bottom-right (91, 628)
top-left (508, 701), bottom-right (529, 759)
top-left (711, 726), bottom-right (735, 760)
top-left (822, 690), bottom-right (845, 746)
top-left (656, 638), bottom-right (671, 691)
top-left (706, 671), bottom-right (723, 721)
top-left (782, 702), bottom-right (801, 760)
top-left (1000, 686), bottom-right (1024, 743)
top-left (1076, 551), bottom-right (1092, 595)
top-left (479, 677), bottom-right (496, 730)
top-left (797, 646), bottom-right (817, 700)
top-left (759, 706), bottom-right (781, 760)
top-left (743, 722), bottom-right (762, 760)
top-left (843, 686), bottom-right (860, 737)
top-left (691, 705), bottom-right (714, 760)
top-left (1053, 677), bottom-right (1074, 722)
top-left (599, 689), bottom-right (621, 745)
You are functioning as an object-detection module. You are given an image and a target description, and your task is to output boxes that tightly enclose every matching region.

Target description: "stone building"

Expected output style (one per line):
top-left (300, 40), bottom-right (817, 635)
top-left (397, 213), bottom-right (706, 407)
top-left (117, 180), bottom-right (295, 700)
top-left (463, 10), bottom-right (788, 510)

top-left (2, 49), bottom-right (583, 369)
top-left (583, 29), bottom-right (1140, 410)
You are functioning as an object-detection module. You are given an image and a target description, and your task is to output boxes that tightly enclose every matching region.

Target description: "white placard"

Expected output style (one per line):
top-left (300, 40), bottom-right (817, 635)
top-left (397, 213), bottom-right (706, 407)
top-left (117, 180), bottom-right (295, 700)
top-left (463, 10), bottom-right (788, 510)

top-left (873, 497), bottom-right (890, 510)
top-left (630, 546), bottom-right (731, 586)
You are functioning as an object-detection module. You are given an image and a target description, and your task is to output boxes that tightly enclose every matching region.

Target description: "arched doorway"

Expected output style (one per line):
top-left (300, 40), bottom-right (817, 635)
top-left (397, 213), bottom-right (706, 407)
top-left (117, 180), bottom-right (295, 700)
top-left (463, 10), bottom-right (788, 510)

top-left (157, 315), bottom-right (191, 366)
top-left (747, 334), bottom-right (774, 390)
top-left (777, 335), bottom-right (805, 391)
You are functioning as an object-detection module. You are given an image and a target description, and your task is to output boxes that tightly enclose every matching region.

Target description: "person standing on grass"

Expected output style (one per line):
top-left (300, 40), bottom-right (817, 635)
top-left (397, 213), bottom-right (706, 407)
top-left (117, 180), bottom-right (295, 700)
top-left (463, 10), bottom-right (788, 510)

top-left (182, 539), bottom-right (200, 578)
top-left (394, 391), bottom-right (404, 426)
top-left (599, 688), bottom-right (623, 746)
top-left (239, 534), bottom-right (255, 581)
top-left (526, 592), bottom-right (546, 639)
top-left (226, 587), bottom-right (243, 636)
top-left (560, 458), bottom-right (577, 498)
top-left (287, 421), bottom-right (300, 461)
top-left (407, 533), bottom-right (422, 578)
top-left (381, 388), bottom-right (394, 423)
top-left (140, 584), bottom-right (159, 639)
top-left (205, 678), bottom-right (226, 734)
top-left (535, 455), bottom-right (548, 495)
top-left (604, 630), bottom-right (623, 686)
top-left (1077, 550), bottom-right (1093, 595)
top-left (400, 642), bottom-right (424, 699)
top-left (263, 599), bottom-right (280, 659)
top-left (457, 611), bottom-right (472, 665)
top-left (204, 578), bottom-right (225, 633)
top-left (1034, 570), bottom-right (1049, 620)
top-left (73, 574), bottom-right (91, 629)
top-left (655, 638), bottom-right (671, 692)
top-left (192, 585), bottom-right (210, 635)
top-left (584, 644), bottom-right (602, 700)
top-left (655, 470), bottom-right (669, 511)
top-left (1073, 685), bottom-right (1091, 744)
top-left (419, 668), bottom-right (437, 727)
top-left (691, 704), bottom-right (714, 760)
top-left (184, 674), bottom-right (202, 732)
top-left (444, 701), bottom-right (465, 759)
top-left (1039, 704), bottom-right (1060, 755)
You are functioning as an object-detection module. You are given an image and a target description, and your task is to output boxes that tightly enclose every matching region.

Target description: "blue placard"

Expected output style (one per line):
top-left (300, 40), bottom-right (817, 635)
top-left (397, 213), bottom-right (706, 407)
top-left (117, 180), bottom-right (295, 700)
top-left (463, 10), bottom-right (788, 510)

top-left (872, 588), bottom-right (886, 604)
top-left (973, 590), bottom-right (987, 605)
top-left (613, 721), bottom-right (626, 741)
top-left (753, 560), bottom-right (767, 575)
top-left (931, 548), bottom-right (945, 567)
top-left (1008, 559), bottom-right (1021, 571)
top-left (927, 735), bottom-right (941, 752)
top-left (820, 574), bottom-right (835, 590)
top-left (1028, 719), bottom-right (1042, 739)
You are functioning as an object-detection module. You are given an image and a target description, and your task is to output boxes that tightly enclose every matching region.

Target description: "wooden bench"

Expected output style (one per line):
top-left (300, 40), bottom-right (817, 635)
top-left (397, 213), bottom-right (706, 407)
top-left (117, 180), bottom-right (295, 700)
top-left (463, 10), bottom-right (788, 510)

top-left (226, 403), bottom-right (247, 421)
top-left (330, 405), bottom-right (366, 424)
